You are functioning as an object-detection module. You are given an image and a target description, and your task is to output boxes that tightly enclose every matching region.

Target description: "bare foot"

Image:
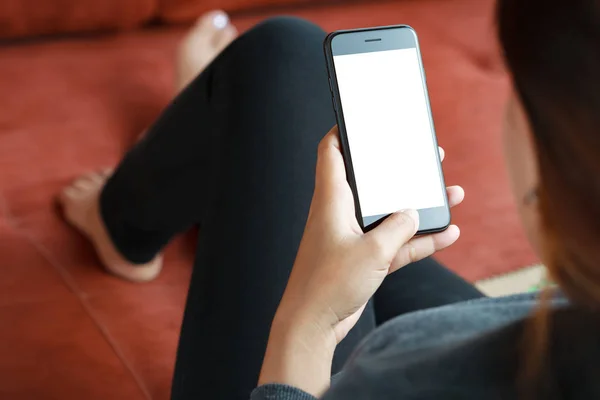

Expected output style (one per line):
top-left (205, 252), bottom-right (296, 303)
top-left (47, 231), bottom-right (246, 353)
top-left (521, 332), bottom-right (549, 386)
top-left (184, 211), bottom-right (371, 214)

top-left (175, 10), bottom-right (238, 92)
top-left (59, 11), bottom-right (236, 282)
top-left (58, 170), bottom-right (163, 282)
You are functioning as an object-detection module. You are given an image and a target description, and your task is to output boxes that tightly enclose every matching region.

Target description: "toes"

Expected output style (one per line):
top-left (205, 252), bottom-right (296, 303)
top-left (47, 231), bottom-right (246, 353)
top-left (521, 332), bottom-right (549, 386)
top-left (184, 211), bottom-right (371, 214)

top-left (72, 179), bottom-right (90, 191)
top-left (60, 169), bottom-right (111, 200)
top-left (73, 174), bottom-right (100, 190)
top-left (91, 169), bottom-right (112, 182)
top-left (101, 168), bottom-right (113, 177)
top-left (211, 12), bottom-right (230, 30)
top-left (212, 24), bottom-right (237, 50)
top-left (198, 10), bottom-right (229, 31)
top-left (189, 10), bottom-right (229, 39)
top-left (179, 10), bottom-right (231, 63)
top-left (180, 11), bottom-right (225, 52)
top-left (90, 173), bottom-right (105, 184)
top-left (60, 186), bottom-right (79, 200)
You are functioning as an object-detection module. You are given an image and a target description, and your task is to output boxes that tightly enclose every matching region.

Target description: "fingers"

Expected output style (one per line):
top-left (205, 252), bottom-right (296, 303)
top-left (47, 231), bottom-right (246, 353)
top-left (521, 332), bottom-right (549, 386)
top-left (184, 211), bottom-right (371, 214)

top-left (315, 126), bottom-right (346, 196)
top-left (364, 209), bottom-right (420, 265)
top-left (388, 225), bottom-right (461, 274)
top-left (365, 184), bottom-right (462, 270)
top-left (447, 185), bottom-right (465, 208)
top-left (438, 146), bottom-right (445, 162)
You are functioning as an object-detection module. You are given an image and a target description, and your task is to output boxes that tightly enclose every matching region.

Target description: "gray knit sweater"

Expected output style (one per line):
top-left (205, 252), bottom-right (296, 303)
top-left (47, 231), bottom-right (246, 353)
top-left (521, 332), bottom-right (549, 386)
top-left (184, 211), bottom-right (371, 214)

top-left (250, 293), bottom-right (600, 399)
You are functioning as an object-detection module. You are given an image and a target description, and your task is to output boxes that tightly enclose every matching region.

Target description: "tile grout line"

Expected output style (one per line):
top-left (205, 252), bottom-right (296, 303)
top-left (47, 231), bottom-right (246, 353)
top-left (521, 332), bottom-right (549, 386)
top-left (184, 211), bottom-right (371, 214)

top-left (2, 197), bottom-right (153, 400)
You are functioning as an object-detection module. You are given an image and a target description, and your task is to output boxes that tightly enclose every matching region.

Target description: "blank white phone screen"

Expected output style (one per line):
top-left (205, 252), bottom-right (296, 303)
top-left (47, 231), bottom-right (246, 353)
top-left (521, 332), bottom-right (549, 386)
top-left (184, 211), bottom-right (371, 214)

top-left (333, 48), bottom-right (444, 222)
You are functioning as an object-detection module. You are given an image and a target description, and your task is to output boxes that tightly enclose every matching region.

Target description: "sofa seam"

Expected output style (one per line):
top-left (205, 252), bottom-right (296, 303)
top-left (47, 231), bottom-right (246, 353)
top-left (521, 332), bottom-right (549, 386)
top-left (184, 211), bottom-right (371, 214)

top-left (1, 194), bottom-right (153, 400)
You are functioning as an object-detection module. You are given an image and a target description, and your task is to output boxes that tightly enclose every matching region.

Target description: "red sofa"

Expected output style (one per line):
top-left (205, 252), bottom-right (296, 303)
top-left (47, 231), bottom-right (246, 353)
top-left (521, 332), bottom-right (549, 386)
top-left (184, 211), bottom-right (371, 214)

top-left (0, 0), bottom-right (536, 398)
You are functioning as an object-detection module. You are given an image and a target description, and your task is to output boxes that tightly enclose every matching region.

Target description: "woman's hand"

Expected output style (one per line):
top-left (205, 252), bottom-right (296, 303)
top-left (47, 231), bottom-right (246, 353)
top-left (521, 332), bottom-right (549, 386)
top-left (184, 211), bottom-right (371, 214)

top-left (258, 126), bottom-right (464, 395)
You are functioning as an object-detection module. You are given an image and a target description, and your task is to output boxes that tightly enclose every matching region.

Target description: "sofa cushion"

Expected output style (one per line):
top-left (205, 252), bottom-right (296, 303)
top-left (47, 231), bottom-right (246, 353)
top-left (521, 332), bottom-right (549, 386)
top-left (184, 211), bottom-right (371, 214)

top-left (0, 0), bottom-right (536, 398)
top-left (158, 0), bottom-right (320, 23)
top-left (0, 0), bottom-right (156, 39)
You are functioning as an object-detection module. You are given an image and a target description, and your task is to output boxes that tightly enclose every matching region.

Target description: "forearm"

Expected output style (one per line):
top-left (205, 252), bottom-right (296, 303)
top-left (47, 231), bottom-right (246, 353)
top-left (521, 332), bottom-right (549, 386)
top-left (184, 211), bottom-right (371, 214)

top-left (258, 312), bottom-right (337, 397)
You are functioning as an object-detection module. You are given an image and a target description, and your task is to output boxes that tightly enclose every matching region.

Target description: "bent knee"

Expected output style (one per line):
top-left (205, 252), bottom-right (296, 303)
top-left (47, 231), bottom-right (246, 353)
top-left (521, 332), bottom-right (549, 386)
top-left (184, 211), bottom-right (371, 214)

top-left (242, 16), bottom-right (326, 52)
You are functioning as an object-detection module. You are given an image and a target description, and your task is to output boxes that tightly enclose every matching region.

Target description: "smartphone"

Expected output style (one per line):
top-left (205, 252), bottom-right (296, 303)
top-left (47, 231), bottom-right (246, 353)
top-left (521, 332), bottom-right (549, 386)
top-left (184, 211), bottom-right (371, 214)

top-left (324, 25), bottom-right (450, 234)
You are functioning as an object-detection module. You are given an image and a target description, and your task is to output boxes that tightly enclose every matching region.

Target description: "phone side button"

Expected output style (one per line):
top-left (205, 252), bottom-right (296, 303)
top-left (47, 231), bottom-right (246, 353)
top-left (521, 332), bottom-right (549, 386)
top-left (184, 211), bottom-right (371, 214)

top-left (331, 98), bottom-right (338, 114)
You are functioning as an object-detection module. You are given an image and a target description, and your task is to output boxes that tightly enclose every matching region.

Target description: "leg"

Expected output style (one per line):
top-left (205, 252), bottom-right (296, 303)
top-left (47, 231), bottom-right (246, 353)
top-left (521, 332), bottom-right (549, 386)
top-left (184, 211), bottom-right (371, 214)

top-left (166, 18), bottom-right (376, 399)
top-left (52, 16), bottom-right (373, 398)
top-left (59, 13), bottom-right (373, 393)
top-left (59, 11), bottom-right (238, 281)
top-left (168, 18), bottom-right (377, 400)
top-left (374, 257), bottom-right (485, 325)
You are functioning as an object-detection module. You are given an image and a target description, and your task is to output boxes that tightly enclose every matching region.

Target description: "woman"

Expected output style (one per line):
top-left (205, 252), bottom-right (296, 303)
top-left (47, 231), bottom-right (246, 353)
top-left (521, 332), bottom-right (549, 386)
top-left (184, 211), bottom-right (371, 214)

top-left (60, 1), bottom-right (600, 399)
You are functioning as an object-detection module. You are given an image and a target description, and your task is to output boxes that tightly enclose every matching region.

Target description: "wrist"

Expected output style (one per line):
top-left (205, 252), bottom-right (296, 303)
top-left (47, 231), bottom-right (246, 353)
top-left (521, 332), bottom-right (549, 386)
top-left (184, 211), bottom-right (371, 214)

top-left (258, 310), bottom-right (337, 396)
top-left (271, 309), bottom-right (338, 355)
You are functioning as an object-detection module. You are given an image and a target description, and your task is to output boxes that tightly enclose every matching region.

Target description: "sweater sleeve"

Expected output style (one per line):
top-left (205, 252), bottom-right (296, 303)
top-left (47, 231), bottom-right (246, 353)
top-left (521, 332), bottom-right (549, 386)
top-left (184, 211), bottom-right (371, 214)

top-left (250, 384), bottom-right (318, 400)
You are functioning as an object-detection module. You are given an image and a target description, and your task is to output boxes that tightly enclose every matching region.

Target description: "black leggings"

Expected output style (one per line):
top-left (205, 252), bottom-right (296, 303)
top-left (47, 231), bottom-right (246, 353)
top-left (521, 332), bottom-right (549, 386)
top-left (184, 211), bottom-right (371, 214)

top-left (99, 17), bottom-right (484, 400)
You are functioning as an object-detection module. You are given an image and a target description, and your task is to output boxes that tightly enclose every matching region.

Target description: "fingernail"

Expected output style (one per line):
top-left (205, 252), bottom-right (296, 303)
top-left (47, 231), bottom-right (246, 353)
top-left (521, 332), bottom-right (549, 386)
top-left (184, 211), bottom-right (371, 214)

top-left (213, 13), bottom-right (229, 29)
top-left (400, 209), bottom-right (420, 225)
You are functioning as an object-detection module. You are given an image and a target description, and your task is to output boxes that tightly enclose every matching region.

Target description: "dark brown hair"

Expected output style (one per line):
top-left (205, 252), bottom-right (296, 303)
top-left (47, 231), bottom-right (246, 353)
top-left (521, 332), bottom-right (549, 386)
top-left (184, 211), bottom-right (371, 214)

top-left (497, 0), bottom-right (600, 396)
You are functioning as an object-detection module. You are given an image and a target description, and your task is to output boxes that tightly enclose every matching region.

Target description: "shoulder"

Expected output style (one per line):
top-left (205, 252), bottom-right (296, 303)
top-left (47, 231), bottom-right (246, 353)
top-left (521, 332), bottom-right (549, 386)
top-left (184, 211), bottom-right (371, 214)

top-left (352, 293), bottom-right (547, 360)
top-left (326, 320), bottom-right (523, 400)
top-left (324, 296), bottom-right (600, 400)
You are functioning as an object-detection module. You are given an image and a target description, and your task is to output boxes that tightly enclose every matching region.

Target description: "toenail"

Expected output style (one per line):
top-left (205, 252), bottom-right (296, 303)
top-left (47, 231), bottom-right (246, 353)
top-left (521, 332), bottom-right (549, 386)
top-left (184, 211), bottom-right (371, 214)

top-left (213, 13), bottom-right (228, 29)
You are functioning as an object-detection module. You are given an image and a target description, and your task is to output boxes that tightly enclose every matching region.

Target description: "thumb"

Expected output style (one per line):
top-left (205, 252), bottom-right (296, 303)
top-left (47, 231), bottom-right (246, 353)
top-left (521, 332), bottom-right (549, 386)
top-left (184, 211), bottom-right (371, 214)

top-left (314, 126), bottom-right (347, 198)
top-left (364, 209), bottom-right (420, 264)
